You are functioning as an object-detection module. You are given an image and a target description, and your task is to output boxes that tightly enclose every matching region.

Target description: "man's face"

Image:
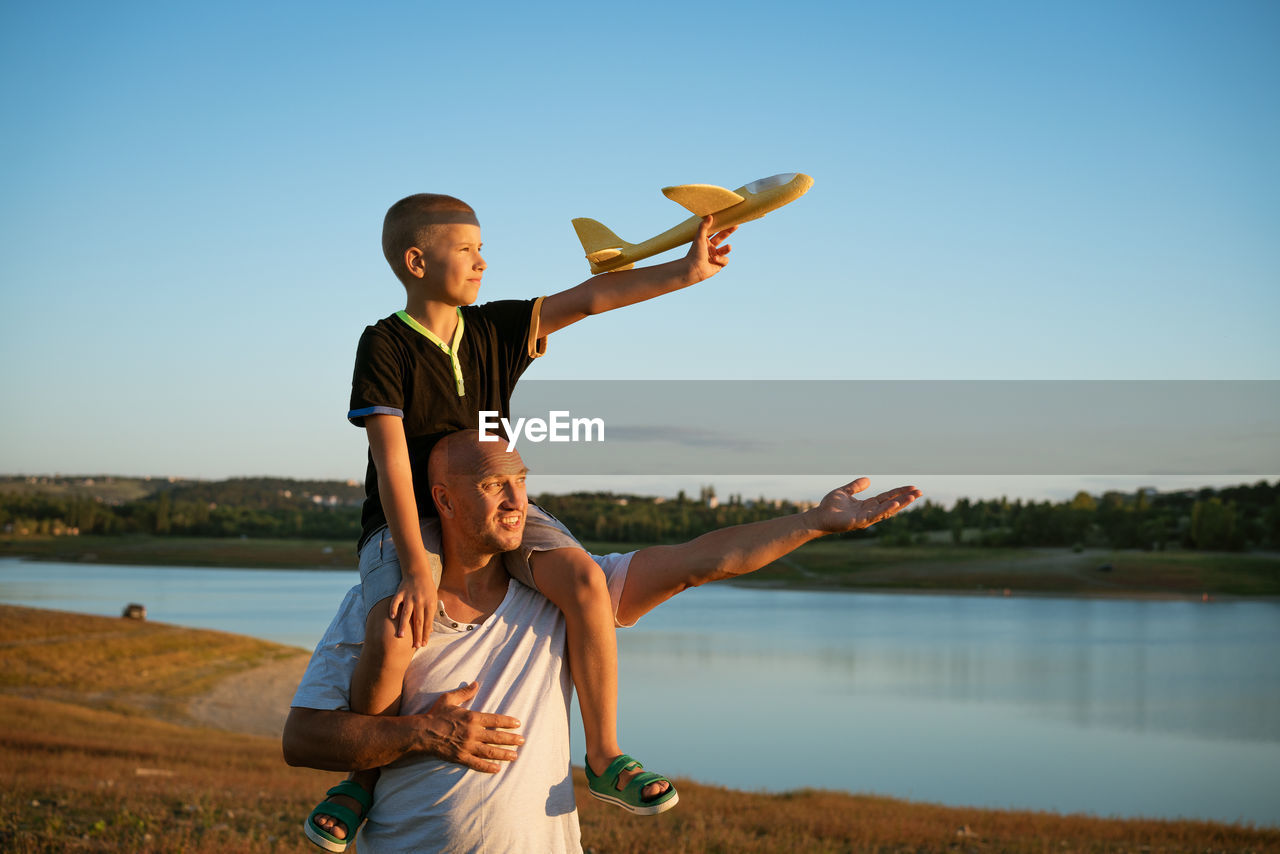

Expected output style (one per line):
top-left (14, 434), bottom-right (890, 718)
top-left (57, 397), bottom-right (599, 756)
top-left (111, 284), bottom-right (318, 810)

top-left (446, 445), bottom-right (528, 555)
top-left (416, 223), bottom-right (485, 306)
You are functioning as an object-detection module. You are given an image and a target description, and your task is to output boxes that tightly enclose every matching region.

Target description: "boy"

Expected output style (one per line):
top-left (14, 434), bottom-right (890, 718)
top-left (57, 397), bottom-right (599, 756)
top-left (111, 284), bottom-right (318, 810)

top-left (304, 193), bottom-right (735, 851)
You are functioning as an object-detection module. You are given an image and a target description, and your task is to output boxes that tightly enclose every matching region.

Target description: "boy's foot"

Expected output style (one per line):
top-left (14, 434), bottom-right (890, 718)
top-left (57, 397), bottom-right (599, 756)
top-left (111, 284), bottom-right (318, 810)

top-left (585, 753), bottom-right (679, 816)
top-left (304, 781), bottom-right (372, 852)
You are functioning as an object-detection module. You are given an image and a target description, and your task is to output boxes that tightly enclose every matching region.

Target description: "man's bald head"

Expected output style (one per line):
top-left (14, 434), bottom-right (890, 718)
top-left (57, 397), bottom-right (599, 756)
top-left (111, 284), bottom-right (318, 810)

top-left (428, 430), bottom-right (527, 489)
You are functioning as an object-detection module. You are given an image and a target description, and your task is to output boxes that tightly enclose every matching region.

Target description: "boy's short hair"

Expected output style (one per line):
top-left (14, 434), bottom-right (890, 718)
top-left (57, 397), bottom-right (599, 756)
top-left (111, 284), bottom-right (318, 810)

top-left (382, 194), bottom-right (479, 276)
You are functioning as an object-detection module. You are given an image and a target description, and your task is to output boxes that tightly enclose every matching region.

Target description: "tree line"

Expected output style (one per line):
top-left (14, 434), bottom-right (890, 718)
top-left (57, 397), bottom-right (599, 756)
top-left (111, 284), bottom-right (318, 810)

top-left (2, 476), bottom-right (1278, 551)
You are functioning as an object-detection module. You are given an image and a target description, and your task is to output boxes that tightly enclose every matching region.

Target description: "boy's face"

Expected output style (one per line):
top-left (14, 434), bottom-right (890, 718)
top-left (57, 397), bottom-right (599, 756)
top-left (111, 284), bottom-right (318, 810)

top-left (409, 223), bottom-right (486, 305)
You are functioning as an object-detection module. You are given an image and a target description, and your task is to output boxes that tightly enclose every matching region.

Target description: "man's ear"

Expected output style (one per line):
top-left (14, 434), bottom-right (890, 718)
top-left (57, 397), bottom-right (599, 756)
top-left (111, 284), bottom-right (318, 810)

top-left (432, 483), bottom-right (454, 518)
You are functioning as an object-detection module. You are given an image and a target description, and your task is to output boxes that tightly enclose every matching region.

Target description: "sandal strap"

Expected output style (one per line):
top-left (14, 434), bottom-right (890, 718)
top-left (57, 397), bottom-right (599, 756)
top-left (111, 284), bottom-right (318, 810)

top-left (325, 780), bottom-right (373, 815)
top-left (597, 753), bottom-right (642, 783)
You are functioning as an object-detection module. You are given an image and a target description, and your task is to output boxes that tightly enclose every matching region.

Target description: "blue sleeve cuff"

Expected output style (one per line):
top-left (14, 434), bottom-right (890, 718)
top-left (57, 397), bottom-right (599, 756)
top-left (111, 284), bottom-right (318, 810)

top-left (348, 405), bottom-right (404, 425)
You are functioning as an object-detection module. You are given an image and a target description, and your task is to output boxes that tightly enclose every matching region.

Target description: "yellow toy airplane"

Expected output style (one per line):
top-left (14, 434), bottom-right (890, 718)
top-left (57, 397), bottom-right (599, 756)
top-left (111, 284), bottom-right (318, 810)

top-left (572, 172), bottom-right (814, 274)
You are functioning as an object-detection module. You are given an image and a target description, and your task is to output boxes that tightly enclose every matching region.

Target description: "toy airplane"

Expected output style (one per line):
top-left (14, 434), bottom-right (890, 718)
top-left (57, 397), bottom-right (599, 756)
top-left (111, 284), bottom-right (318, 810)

top-left (572, 172), bottom-right (814, 274)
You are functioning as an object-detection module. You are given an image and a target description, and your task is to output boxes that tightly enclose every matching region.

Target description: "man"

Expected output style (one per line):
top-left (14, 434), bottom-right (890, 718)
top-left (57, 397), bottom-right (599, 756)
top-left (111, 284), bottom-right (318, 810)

top-left (283, 430), bottom-right (920, 852)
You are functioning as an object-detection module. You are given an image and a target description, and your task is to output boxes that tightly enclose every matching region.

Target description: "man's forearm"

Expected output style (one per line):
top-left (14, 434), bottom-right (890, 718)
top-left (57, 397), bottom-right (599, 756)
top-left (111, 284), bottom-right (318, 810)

top-left (282, 708), bottom-right (437, 772)
top-left (617, 511), bottom-right (825, 625)
top-left (283, 683), bottom-right (524, 774)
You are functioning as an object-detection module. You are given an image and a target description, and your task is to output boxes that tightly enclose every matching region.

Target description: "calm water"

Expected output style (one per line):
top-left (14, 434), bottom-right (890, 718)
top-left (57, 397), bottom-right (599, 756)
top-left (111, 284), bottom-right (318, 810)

top-left (2, 556), bottom-right (1278, 827)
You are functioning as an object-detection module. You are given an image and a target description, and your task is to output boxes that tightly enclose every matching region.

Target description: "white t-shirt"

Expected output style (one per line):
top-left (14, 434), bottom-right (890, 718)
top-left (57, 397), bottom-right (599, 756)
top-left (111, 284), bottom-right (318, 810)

top-left (291, 552), bottom-right (634, 854)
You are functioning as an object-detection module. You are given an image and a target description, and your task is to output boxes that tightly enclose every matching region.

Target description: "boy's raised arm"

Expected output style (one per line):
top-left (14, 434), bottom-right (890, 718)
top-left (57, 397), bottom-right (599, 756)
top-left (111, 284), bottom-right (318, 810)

top-left (538, 216), bottom-right (736, 337)
top-left (365, 414), bottom-right (438, 647)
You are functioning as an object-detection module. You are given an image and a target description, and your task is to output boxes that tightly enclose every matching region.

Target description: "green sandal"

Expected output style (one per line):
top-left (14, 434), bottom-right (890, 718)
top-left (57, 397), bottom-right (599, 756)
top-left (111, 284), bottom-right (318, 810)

top-left (584, 754), bottom-right (679, 816)
top-left (303, 780), bottom-right (373, 853)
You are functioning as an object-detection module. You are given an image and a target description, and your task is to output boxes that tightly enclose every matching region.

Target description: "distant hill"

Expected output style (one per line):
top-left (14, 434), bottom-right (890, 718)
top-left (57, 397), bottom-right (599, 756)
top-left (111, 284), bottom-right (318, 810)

top-left (2, 474), bottom-right (1277, 551)
top-left (0, 475), bottom-right (365, 540)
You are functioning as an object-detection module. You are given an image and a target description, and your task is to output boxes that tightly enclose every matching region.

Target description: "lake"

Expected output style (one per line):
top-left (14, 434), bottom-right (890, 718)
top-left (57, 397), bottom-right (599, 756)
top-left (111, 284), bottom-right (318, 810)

top-left (2, 556), bottom-right (1278, 827)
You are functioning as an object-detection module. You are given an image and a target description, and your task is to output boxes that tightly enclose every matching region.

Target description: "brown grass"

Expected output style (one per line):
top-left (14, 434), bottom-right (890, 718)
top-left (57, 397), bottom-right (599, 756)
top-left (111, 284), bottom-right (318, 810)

top-left (2, 604), bottom-right (1278, 853)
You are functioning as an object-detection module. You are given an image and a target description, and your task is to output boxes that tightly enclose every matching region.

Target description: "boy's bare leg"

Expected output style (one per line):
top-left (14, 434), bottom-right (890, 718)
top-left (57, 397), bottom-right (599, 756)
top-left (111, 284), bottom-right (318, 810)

top-left (351, 599), bottom-right (416, 715)
top-left (311, 600), bottom-right (414, 841)
top-left (531, 548), bottom-right (669, 802)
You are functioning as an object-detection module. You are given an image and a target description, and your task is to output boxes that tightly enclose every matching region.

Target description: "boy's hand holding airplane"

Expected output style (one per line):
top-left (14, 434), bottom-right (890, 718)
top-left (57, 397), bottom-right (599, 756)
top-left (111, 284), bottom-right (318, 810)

top-left (683, 216), bottom-right (736, 284)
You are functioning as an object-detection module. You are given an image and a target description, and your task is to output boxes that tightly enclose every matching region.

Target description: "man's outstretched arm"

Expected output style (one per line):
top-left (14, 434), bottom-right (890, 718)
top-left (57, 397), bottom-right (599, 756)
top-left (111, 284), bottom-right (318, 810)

top-left (282, 682), bottom-right (523, 773)
top-left (617, 478), bottom-right (920, 625)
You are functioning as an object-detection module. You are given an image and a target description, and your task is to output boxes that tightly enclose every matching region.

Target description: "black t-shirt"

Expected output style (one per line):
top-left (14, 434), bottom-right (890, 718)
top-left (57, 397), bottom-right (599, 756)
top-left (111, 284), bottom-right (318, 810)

top-left (348, 298), bottom-right (543, 548)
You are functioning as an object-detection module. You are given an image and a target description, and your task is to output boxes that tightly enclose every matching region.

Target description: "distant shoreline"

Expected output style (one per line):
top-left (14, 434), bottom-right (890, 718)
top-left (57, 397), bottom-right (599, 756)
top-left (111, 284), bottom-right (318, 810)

top-left (5, 533), bottom-right (1279, 599)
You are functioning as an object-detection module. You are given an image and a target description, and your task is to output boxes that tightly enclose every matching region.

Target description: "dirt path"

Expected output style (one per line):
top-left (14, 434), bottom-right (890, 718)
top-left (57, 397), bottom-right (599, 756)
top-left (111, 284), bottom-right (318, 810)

top-left (186, 651), bottom-right (311, 739)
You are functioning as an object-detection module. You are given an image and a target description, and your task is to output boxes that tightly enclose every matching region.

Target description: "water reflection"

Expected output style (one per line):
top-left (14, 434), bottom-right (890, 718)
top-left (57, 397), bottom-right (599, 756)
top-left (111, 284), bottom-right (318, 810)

top-left (620, 588), bottom-right (1280, 743)
top-left (592, 586), bottom-right (1280, 826)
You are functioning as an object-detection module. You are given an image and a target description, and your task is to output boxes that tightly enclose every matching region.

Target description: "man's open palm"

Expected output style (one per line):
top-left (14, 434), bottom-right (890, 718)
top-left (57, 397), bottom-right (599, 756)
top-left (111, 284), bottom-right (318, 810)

top-left (811, 478), bottom-right (922, 534)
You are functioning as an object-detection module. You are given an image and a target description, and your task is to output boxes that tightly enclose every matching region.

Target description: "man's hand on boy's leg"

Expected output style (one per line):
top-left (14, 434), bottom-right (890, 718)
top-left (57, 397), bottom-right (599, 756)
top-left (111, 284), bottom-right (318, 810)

top-left (682, 215), bottom-right (736, 284)
top-left (806, 479), bottom-right (923, 535)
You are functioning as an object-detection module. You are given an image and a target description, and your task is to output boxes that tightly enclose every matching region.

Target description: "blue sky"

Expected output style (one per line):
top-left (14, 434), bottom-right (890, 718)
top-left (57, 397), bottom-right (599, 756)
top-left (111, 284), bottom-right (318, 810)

top-left (2, 0), bottom-right (1276, 506)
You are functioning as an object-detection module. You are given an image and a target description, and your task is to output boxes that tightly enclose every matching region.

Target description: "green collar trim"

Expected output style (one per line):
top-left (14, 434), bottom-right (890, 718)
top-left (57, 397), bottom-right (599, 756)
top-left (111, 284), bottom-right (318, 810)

top-left (395, 309), bottom-right (466, 397)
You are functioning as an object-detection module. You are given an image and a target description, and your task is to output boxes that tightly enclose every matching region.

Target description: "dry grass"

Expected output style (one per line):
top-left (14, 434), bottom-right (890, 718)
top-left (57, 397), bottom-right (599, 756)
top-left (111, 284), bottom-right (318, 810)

top-left (0, 694), bottom-right (329, 853)
top-left (0, 604), bottom-right (298, 721)
top-left (576, 775), bottom-right (1280, 853)
top-left (2, 604), bottom-right (1278, 853)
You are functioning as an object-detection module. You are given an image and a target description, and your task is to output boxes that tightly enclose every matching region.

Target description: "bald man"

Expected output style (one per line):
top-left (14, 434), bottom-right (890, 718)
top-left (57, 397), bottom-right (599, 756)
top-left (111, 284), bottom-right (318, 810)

top-left (284, 431), bottom-right (919, 853)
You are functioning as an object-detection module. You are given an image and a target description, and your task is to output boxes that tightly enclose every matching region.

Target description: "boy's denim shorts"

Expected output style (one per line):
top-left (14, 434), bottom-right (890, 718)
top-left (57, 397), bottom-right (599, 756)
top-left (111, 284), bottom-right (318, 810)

top-left (357, 504), bottom-right (580, 618)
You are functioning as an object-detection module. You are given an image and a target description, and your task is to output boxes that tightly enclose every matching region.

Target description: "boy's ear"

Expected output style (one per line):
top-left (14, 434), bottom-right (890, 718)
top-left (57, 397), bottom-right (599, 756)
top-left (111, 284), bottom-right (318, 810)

top-left (403, 246), bottom-right (426, 280)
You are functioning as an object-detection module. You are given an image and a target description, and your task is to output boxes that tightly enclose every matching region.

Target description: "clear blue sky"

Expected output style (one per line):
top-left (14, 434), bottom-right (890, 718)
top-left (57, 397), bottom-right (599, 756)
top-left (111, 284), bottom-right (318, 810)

top-left (2, 0), bottom-right (1276, 506)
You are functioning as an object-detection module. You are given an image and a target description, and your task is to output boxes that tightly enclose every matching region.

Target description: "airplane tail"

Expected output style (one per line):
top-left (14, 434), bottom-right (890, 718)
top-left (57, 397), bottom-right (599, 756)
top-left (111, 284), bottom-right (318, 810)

top-left (571, 217), bottom-right (630, 267)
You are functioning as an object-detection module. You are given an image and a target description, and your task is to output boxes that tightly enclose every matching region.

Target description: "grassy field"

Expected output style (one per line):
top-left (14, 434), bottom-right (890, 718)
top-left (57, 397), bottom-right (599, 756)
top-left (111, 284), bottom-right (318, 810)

top-left (720, 539), bottom-right (1280, 597)
top-left (5, 534), bottom-right (1279, 597)
top-left (0, 535), bottom-right (355, 571)
top-left (2, 604), bottom-right (1278, 853)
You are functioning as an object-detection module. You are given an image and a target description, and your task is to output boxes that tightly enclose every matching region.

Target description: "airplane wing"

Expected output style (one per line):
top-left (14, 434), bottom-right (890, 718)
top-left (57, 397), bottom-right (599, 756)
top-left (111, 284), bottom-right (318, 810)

top-left (661, 184), bottom-right (745, 217)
